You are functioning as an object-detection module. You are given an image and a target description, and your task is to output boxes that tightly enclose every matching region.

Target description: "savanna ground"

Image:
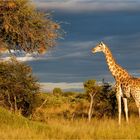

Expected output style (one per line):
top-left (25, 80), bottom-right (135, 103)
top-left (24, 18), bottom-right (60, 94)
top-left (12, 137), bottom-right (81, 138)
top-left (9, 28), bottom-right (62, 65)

top-left (0, 107), bottom-right (140, 139)
top-left (0, 90), bottom-right (140, 140)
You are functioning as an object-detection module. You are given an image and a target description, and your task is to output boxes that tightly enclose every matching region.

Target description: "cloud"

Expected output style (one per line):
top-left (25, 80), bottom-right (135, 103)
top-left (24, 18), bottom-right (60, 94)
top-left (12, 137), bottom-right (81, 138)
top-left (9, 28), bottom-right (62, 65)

top-left (0, 56), bottom-right (37, 62)
top-left (43, 41), bottom-right (95, 60)
top-left (0, 52), bottom-right (46, 62)
top-left (32, 0), bottom-right (140, 12)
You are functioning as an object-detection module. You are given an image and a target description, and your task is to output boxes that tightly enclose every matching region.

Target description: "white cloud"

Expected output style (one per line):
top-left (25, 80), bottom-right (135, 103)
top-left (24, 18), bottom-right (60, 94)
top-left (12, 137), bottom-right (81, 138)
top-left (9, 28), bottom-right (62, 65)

top-left (43, 41), bottom-right (95, 60)
top-left (0, 53), bottom-right (46, 62)
top-left (0, 56), bottom-right (36, 62)
top-left (32, 0), bottom-right (140, 12)
top-left (0, 41), bottom-right (95, 62)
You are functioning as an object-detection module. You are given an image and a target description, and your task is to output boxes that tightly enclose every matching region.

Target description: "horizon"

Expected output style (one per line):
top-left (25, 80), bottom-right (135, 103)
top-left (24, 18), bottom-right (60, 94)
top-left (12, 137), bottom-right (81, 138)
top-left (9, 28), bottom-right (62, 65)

top-left (39, 81), bottom-right (114, 92)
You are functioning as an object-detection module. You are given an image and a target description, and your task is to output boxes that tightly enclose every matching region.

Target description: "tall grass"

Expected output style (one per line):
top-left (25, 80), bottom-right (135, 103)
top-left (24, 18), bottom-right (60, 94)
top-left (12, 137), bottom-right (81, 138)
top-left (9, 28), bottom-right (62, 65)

top-left (45, 117), bottom-right (140, 139)
top-left (0, 107), bottom-right (140, 139)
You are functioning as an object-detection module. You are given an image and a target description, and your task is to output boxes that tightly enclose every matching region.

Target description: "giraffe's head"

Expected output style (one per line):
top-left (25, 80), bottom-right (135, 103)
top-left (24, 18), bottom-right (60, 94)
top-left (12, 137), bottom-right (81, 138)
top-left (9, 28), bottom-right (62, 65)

top-left (92, 41), bottom-right (106, 54)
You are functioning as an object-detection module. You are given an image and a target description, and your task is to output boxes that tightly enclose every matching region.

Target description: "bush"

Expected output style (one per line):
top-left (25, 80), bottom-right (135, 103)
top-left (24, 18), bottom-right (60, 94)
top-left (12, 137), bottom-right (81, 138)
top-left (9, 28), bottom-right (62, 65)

top-left (92, 83), bottom-right (117, 118)
top-left (31, 92), bottom-right (89, 121)
top-left (83, 79), bottom-right (117, 119)
top-left (0, 58), bottom-right (39, 116)
top-left (53, 88), bottom-right (63, 96)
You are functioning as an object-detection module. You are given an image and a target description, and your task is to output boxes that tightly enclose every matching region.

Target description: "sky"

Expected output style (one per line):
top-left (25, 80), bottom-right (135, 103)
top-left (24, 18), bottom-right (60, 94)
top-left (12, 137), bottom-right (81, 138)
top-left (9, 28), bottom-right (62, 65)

top-left (25, 0), bottom-right (140, 90)
top-left (33, 0), bottom-right (140, 12)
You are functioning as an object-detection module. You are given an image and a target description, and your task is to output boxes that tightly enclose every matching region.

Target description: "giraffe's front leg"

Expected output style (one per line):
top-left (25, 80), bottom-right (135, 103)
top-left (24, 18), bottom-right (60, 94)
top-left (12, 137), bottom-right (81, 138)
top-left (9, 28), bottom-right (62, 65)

top-left (116, 95), bottom-right (121, 125)
top-left (116, 84), bottom-right (122, 125)
top-left (123, 98), bottom-right (129, 123)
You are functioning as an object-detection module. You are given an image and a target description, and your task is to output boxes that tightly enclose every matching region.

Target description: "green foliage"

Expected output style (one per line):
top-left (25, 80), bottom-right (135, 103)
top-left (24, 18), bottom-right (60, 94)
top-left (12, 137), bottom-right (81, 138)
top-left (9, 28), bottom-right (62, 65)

top-left (31, 81), bottom-right (135, 121)
top-left (93, 83), bottom-right (117, 118)
top-left (53, 88), bottom-right (63, 96)
top-left (83, 79), bottom-right (101, 99)
top-left (83, 79), bottom-right (117, 118)
top-left (0, 0), bottom-right (62, 53)
top-left (84, 79), bottom-right (98, 94)
top-left (31, 92), bottom-right (89, 121)
top-left (0, 58), bottom-right (39, 115)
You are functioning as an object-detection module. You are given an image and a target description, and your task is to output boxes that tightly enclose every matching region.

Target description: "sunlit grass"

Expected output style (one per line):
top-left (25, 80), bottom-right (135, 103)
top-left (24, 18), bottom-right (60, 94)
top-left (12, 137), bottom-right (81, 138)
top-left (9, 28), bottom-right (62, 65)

top-left (0, 107), bottom-right (140, 139)
top-left (45, 117), bottom-right (140, 139)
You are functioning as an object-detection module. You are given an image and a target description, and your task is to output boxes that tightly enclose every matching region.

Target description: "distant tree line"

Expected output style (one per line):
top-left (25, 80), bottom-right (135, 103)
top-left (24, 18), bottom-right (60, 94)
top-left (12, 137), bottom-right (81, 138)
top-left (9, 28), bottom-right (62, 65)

top-left (31, 80), bottom-right (119, 121)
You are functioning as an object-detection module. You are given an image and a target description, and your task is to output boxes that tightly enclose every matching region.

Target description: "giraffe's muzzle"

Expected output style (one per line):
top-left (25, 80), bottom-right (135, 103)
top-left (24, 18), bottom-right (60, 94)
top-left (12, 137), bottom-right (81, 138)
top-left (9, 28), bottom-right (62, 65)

top-left (91, 48), bottom-right (96, 53)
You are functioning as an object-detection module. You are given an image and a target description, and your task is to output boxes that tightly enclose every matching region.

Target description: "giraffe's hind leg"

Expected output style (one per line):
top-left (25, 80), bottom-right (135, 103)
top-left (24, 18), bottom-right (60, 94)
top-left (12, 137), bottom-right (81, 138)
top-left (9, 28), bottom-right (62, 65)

top-left (134, 102), bottom-right (140, 118)
top-left (139, 108), bottom-right (140, 118)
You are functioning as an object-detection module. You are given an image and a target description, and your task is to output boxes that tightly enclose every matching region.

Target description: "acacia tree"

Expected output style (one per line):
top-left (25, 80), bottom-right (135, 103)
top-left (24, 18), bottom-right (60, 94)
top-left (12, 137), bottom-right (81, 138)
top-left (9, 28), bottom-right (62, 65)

top-left (0, 0), bottom-right (62, 54)
top-left (84, 80), bottom-right (100, 122)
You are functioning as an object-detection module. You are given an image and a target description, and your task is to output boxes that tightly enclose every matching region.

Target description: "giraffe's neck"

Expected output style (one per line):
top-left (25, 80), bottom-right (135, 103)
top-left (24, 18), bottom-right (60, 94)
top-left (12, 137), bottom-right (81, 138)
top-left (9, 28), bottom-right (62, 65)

top-left (103, 46), bottom-right (130, 80)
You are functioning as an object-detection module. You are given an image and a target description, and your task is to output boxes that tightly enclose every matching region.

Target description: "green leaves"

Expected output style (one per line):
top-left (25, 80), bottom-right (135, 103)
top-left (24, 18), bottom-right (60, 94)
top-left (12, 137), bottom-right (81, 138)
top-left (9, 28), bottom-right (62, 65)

top-left (83, 79), bottom-right (100, 94)
top-left (0, 58), bottom-right (39, 115)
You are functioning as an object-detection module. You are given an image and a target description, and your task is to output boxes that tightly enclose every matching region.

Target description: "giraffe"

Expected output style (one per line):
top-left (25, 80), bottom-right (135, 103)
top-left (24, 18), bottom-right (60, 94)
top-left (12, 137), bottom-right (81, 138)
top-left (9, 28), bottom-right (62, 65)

top-left (91, 41), bottom-right (134, 124)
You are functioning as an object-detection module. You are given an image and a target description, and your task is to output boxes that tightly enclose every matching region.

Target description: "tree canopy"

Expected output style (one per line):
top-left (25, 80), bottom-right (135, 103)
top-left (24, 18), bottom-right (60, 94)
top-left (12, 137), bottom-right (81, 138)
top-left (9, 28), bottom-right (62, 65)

top-left (0, 58), bottom-right (39, 115)
top-left (0, 0), bottom-right (62, 54)
top-left (84, 80), bottom-right (100, 95)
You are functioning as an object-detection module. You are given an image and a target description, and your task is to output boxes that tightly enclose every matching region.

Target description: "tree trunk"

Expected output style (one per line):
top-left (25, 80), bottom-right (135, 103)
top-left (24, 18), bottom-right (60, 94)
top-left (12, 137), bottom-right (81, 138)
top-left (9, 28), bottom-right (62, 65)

top-left (32, 99), bottom-right (47, 118)
top-left (14, 96), bottom-right (18, 112)
top-left (88, 92), bottom-right (96, 122)
top-left (7, 93), bottom-right (13, 111)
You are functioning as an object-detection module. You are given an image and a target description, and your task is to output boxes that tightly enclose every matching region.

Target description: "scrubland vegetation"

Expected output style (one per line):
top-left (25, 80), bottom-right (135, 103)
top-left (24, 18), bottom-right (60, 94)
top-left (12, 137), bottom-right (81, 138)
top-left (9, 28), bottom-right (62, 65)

top-left (0, 59), bottom-right (139, 139)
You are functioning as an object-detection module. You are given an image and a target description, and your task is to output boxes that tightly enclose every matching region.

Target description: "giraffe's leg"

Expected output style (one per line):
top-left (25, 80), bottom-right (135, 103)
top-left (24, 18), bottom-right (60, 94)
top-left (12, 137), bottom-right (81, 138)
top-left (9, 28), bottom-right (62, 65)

top-left (134, 100), bottom-right (140, 118)
top-left (116, 95), bottom-right (121, 125)
top-left (138, 108), bottom-right (140, 118)
top-left (123, 98), bottom-right (129, 123)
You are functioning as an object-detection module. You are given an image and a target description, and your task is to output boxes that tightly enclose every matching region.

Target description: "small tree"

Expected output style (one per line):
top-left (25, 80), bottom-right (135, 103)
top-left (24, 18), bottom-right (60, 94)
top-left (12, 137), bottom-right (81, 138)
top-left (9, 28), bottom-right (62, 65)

top-left (84, 80), bottom-right (100, 122)
top-left (53, 88), bottom-right (63, 96)
top-left (0, 58), bottom-right (39, 115)
top-left (0, 0), bottom-right (62, 54)
top-left (93, 82), bottom-right (117, 118)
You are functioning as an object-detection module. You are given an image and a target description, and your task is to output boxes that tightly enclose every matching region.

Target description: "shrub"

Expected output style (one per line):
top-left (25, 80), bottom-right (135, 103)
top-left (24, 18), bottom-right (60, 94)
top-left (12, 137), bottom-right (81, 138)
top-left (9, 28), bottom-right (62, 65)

top-left (93, 83), bottom-right (117, 118)
top-left (0, 58), bottom-right (39, 116)
top-left (53, 88), bottom-right (63, 96)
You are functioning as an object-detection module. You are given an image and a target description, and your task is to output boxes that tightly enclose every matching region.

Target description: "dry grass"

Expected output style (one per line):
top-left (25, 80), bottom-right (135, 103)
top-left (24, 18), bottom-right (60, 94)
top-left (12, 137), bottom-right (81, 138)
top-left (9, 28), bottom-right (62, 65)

top-left (45, 117), bottom-right (140, 139)
top-left (0, 107), bottom-right (140, 139)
